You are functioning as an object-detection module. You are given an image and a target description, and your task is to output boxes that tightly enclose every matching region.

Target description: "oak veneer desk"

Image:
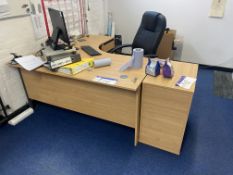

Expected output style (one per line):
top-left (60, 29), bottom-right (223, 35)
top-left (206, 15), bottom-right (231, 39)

top-left (15, 35), bottom-right (198, 154)
top-left (18, 35), bottom-right (146, 145)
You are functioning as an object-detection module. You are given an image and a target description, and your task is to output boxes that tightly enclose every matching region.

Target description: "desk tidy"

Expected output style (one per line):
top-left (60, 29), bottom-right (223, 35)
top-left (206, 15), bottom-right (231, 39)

top-left (146, 58), bottom-right (174, 78)
top-left (145, 58), bottom-right (161, 77)
top-left (163, 58), bottom-right (174, 78)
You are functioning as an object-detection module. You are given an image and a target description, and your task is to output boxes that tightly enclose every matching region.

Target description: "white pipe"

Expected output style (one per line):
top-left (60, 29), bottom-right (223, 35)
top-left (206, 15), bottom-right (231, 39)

top-left (8, 108), bottom-right (34, 126)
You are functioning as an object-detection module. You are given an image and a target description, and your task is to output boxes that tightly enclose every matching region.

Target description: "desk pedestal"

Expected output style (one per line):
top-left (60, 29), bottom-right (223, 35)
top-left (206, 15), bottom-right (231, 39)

top-left (139, 84), bottom-right (193, 155)
top-left (139, 61), bottom-right (198, 155)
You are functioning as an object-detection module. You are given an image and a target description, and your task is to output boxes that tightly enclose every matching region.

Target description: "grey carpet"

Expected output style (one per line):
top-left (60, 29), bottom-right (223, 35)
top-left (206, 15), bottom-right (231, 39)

top-left (214, 70), bottom-right (233, 99)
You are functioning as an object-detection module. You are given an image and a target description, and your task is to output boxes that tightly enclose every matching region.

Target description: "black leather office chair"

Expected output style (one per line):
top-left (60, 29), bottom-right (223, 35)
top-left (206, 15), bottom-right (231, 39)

top-left (109, 11), bottom-right (166, 57)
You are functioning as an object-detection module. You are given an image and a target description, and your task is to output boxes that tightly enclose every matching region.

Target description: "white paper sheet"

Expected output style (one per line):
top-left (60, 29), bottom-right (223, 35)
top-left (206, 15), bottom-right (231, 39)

top-left (15, 55), bottom-right (46, 71)
top-left (176, 76), bottom-right (196, 89)
top-left (209, 0), bottom-right (227, 18)
top-left (31, 14), bottom-right (47, 39)
top-left (93, 76), bottom-right (117, 85)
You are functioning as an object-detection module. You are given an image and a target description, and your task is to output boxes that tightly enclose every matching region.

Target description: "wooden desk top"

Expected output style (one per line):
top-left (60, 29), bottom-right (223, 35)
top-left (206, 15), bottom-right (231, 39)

top-left (17, 35), bottom-right (147, 92)
top-left (143, 61), bottom-right (199, 93)
top-left (14, 35), bottom-right (198, 92)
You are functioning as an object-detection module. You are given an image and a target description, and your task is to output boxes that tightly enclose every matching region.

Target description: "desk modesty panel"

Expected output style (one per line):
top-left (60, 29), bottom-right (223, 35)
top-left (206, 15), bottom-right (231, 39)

top-left (21, 69), bottom-right (141, 128)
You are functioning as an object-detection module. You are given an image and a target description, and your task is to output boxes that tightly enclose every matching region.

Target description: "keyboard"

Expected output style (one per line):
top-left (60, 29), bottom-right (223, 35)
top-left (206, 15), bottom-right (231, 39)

top-left (81, 45), bottom-right (101, 56)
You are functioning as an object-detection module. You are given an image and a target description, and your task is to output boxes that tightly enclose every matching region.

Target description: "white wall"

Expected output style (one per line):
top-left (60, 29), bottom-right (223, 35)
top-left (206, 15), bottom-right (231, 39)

top-left (0, 16), bottom-right (43, 114)
top-left (87, 0), bottom-right (106, 35)
top-left (108, 0), bottom-right (233, 68)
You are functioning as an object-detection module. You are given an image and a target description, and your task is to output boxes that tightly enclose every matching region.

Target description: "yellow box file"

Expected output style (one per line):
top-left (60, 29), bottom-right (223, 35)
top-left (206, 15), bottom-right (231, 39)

top-left (58, 58), bottom-right (94, 75)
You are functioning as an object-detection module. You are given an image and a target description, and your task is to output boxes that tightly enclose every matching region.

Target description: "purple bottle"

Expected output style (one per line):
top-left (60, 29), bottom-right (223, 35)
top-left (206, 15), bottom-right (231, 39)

top-left (163, 59), bottom-right (174, 78)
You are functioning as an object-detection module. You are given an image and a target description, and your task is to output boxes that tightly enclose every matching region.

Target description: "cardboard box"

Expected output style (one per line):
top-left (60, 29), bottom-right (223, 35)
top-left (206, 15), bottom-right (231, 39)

top-left (157, 29), bottom-right (176, 59)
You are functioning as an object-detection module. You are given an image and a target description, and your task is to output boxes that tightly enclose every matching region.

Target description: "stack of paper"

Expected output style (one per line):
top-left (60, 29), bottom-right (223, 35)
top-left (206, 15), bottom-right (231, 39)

top-left (15, 55), bottom-right (46, 71)
top-left (176, 76), bottom-right (196, 89)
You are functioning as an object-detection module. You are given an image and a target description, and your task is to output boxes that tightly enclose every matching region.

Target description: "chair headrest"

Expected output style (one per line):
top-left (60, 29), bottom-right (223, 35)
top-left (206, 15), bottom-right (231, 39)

top-left (141, 11), bottom-right (161, 32)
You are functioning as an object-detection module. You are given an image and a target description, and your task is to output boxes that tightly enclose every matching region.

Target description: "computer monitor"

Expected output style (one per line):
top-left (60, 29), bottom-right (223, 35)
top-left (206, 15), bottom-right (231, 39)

top-left (48, 8), bottom-right (71, 50)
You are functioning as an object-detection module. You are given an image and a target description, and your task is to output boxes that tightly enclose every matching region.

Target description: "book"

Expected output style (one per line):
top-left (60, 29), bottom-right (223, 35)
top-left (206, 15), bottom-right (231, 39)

top-left (58, 58), bottom-right (94, 75)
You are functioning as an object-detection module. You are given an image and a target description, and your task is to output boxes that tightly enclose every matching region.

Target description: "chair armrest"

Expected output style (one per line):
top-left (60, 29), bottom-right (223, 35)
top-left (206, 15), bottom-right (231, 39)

top-left (108, 44), bottom-right (132, 54)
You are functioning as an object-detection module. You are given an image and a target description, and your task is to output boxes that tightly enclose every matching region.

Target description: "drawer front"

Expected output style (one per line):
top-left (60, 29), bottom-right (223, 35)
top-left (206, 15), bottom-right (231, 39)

top-left (139, 83), bottom-right (193, 154)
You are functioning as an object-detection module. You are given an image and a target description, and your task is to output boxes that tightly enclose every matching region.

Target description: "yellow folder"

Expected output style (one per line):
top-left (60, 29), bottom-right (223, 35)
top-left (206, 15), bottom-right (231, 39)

top-left (58, 58), bottom-right (94, 75)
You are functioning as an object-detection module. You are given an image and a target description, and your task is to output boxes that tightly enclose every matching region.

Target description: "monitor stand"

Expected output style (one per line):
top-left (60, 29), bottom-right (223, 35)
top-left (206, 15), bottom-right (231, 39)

top-left (47, 28), bottom-right (71, 50)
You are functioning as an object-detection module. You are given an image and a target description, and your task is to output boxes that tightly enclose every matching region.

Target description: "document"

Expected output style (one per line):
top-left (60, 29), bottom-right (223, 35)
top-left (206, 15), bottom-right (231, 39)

top-left (176, 76), bottom-right (196, 89)
top-left (15, 55), bottom-right (46, 71)
top-left (30, 1), bottom-right (46, 39)
top-left (209, 0), bottom-right (227, 18)
top-left (93, 76), bottom-right (117, 85)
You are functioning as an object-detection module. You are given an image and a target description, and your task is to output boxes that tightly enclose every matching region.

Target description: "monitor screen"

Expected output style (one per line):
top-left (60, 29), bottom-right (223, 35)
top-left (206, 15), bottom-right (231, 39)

top-left (48, 8), bottom-right (70, 50)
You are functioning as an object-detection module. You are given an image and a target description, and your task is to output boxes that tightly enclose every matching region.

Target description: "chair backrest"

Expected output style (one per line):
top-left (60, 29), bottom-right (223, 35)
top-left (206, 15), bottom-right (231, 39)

top-left (132, 11), bottom-right (166, 55)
